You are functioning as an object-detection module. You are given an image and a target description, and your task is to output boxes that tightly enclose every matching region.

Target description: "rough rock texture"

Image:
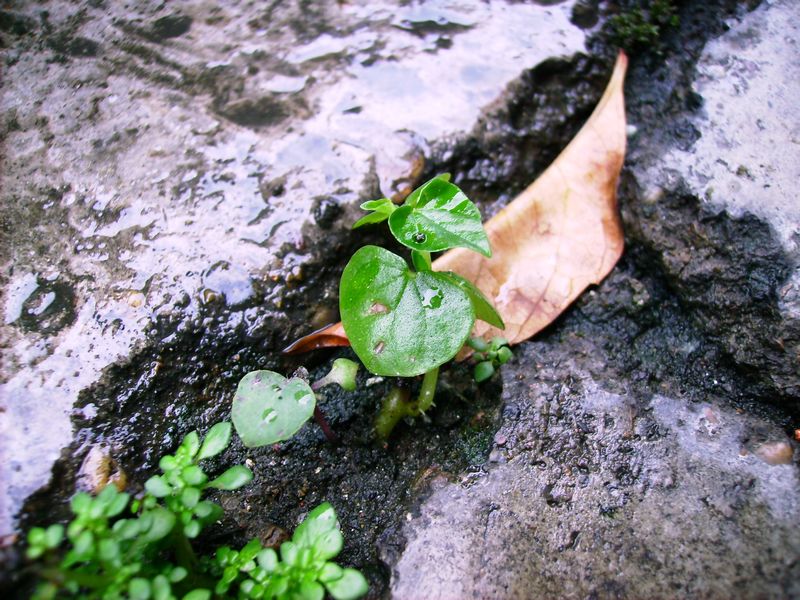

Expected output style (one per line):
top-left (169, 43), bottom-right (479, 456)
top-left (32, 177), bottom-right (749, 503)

top-left (393, 343), bottom-right (799, 599)
top-left (390, 0), bottom-right (800, 597)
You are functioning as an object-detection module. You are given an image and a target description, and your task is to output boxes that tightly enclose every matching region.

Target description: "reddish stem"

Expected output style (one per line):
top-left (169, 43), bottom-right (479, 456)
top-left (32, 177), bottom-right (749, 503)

top-left (314, 406), bottom-right (337, 443)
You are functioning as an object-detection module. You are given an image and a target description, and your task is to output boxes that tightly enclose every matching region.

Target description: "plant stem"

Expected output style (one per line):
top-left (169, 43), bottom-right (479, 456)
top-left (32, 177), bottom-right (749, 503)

top-left (416, 367), bottom-right (439, 414)
top-left (314, 405), bottom-right (337, 443)
top-left (173, 527), bottom-right (198, 572)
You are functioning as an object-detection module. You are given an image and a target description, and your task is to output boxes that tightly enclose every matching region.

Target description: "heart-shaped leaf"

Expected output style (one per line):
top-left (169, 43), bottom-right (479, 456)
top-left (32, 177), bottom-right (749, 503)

top-left (231, 371), bottom-right (316, 448)
top-left (388, 176), bottom-right (491, 256)
top-left (340, 245), bottom-right (474, 377)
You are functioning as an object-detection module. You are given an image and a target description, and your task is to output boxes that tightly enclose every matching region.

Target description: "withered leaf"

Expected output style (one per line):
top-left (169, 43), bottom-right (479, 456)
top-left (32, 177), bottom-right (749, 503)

top-left (433, 51), bottom-right (628, 344)
top-left (286, 52), bottom-right (628, 354)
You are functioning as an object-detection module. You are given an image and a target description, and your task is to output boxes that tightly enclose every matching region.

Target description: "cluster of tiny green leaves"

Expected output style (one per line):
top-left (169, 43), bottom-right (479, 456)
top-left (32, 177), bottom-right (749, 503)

top-left (341, 174), bottom-right (504, 378)
top-left (25, 424), bottom-right (367, 600)
top-left (468, 336), bottom-right (513, 383)
top-left (608, 0), bottom-right (679, 51)
top-left (212, 504), bottom-right (366, 600)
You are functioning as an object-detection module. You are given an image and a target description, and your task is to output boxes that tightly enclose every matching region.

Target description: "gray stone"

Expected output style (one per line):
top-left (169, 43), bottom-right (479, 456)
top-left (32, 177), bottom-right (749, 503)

top-left (392, 343), bottom-right (799, 599)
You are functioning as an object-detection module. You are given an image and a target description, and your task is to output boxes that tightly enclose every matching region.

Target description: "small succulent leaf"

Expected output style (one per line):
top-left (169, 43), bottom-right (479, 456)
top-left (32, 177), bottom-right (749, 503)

top-left (98, 538), bottom-right (120, 562)
top-left (44, 524), bottom-right (64, 549)
top-left (299, 581), bottom-right (325, 600)
top-left (240, 539), bottom-right (262, 562)
top-left (159, 455), bottom-right (178, 472)
top-left (280, 541), bottom-right (299, 566)
top-left (128, 578), bottom-right (151, 600)
top-left (324, 568), bottom-right (369, 600)
top-left (107, 490), bottom-right (130, 518)
top-left (181, 465), bottom-right (207, 487)
top-left (474, 361), bottom-right (495, 383)
top-left (257, 548), bottom-right (278, 572)
top-left (115, 519), bottom-right (141, 540)
top-left (182, 590), bottom-right (211, 600)
top-left (170, 567), bottom-right (188, 583)
top-left (207, 465), bottom-right (253, 491)
top-left (142, 508), bottom-right (176, 542)
top-left (145, 476), bottom-right (171, 498)
top-left (184, 520), bottom-right (201, 538)
top-left (292, 503), bottom-right (338, 549)
top-left (313, 529), bottom-right (344, 561)
top-left (182, 432), bottom-right (201, 459)
top-left (319, 562), bottom-right (344, 583)
top-left (197, 422), bottom-right (232, 461)
top-left (181, 487), bottom-right (201, 509)
top-left (467, 337), bottom-right (489, 352)
top-left (389, 176), bottom-right (490, 256)
top-left (152, 576), bottom-right (170, 600)
top-left (232, 370), bottom-right (316, 448)
top-left (340, 246), bottom-right (475, 377)
top-left (70, 492), bottom-right (91, 515)
top-left (437, 271), bottom-right (504, 329)
top-left (491, 336), bottom-right (509, 349)
top-left (497, 346), bottom-right (513, 365)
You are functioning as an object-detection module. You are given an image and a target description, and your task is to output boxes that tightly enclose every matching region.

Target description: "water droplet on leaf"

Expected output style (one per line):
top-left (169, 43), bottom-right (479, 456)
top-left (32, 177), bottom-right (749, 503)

top-left (421, 287), bottom-right (443, 309)
top-left (262, 409), bottom-right (278, 423)
top-left (374, 341), bottom-right (386, 354)
top-left (412, 232), bottom-right (427, 243)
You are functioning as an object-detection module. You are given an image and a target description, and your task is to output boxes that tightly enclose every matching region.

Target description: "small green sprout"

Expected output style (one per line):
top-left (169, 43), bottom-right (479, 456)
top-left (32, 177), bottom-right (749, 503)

top-left (468, 336), bottom-right (513, 383)
top-left (25, 425), bottom-right (367, 600)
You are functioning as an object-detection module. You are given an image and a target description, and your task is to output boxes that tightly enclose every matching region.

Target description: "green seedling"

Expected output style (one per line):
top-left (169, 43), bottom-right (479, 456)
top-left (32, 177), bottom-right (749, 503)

top-left (25, 424), bottom-right (367, 600)
top-left (232, 359), bottom-right (359, 447)
top-left (468, 336), bottom-right (513, 383)
top-left (235, 175), bottom-right (507, 442)
top-left (343, 175), bottom-right (504, 437)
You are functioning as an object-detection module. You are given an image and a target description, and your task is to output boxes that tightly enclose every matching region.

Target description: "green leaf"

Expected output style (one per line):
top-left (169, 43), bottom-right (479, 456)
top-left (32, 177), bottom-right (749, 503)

top-left (182, 590), bottom-right (211, 600)
top-left (44, 524), bottom-right (64, 549)
top-left (497, 346), bottom-right (513, 365)
top-left (152, 575), bottom-right (170, 600)
top-left (280, 541), bottom-right (299, 566)
top-left (467, 337), bottom-right (489, 352)
top-left (184, 520), bottom-right (201, 539)
top-left (197, 422), bottom-right (232, 460)
top-left (312, 530), bottom-right (343, 561)
top-left (388, 176), bottom-right (490, 256)
top-left (98, 538), bottom-right (120, 562)
top-left (473, 361), bottom-right (495, 383)
top-left (107, 490), bottom-right (130, 517)
top-left (142, 508), bottom-right (176, 542)
top-left (70, 492), bottom-right (91, 515)
top-left (73, 530), bottom-right (93, 556)
top-left (257, 548), bottom-right (278, 572)
top-left (145, 476), bottom-right (171, 498)
top-left (129, 578), bottom-right (151, 600)
top-left (170, 567), bottom-right (188, 583)
top-left (437, 272), bottom-right (504, 329)
top-left (231, 370), bottom-right (316, 448)
top-left (353, 198), bottom-right (396, 229)
top-left (299, 581), bottom-right (325, 600)
top-left (181, 432), bottom-right (201, 459)
top-left (159, 455), bottom-right (178, 472)
top-left (319, 562), bottom-right (344, 583)
top-left (181, 465), bottom-right (207, 487)
top-left (340, 246), bottom-right (475, 377)
top-left (491, 336), bottom-right (509, 349)
top-left (325, 568), bottom-right (369, 600)
top-left (293, 503), bottom-right (339, 548)
top-left (181, 487), bottom-right (201, 509)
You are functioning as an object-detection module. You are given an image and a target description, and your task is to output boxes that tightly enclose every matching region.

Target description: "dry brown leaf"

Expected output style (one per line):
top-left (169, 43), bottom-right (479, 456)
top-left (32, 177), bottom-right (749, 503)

top-left (286, 52), bottom-right (627, 354)
top-left (434, 51), bottom-right (627, 344)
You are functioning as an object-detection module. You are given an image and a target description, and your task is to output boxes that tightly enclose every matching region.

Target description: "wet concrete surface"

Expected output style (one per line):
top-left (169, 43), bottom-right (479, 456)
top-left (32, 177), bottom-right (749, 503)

top-left (2, 0), bottom-right (799, 597)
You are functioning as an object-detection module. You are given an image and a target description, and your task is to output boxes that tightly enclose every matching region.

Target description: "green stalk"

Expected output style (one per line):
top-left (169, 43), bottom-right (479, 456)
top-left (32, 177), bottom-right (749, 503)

top-left (375, 367), bottom-right (439, 440)
top-left (172, 527), bottom-right (198, 572)
top-left (416, 367), bottom-right (439, 413)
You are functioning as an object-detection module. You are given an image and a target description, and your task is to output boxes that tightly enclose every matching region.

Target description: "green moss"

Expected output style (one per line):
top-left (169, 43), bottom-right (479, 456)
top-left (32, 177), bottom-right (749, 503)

top-left (608, 0), bottom-right (679, 51)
